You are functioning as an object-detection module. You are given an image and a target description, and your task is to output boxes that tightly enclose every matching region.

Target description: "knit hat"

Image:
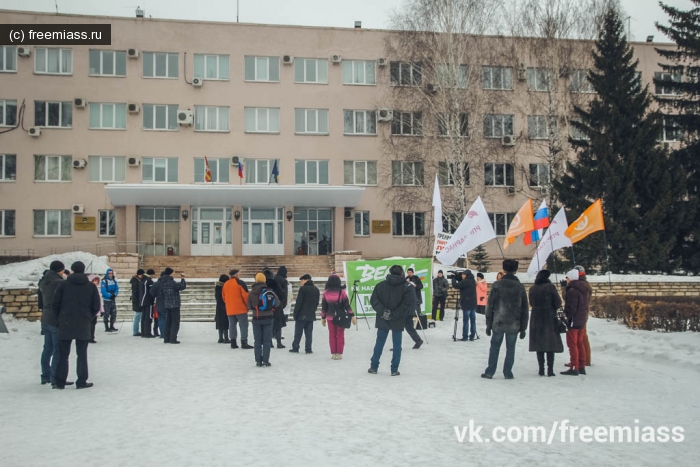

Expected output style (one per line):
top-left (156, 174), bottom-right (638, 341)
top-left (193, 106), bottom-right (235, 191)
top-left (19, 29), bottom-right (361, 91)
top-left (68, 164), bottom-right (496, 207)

top-left (71, 261), bottom-right (86, 274)
top-left (566, 269), bottom-right (579, 281)
top-left (164, 267), bottom-right (174, 275)
top-left (255, 273), bottom-right (266, 283)
top-left (49, 260), bottom-right (65, 272)
top-left (219, 274), bottom-right (229, 283)
top-left (407, 268), bottom-right (414, 273)
top-left (477, 272), bottom-right (484, 279)
top-left (137, 269), bottom-right (145, 276)
top-left (229, 269), bottom-right (240, 277)
top-left (574, 265), bottom-right (586, 276)
top-left (438, 270), bottom-right (443, 274)
top-left (146, 269), bottom-right (155, 275)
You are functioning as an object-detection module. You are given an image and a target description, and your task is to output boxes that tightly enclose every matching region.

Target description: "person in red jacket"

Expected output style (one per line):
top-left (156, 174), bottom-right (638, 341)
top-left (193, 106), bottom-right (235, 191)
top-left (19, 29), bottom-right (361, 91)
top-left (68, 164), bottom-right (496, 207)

top-left (561, 269), bottom-right (590, 376)
top-left (476, 273), bottom-right (488, 315)
top-left (222, 269), bottom-right (252, 349)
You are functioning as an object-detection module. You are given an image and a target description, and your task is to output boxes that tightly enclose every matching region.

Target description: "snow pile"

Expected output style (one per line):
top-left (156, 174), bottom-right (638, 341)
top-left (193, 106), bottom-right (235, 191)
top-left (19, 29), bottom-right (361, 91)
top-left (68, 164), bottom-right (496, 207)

top-left (0, 252), bottom-right (111, 288)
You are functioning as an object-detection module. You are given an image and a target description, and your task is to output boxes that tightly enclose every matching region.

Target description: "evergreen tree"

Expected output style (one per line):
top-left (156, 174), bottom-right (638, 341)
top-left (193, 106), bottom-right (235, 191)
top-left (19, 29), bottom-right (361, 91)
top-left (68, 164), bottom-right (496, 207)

top-left (469, 244), bottom-right (490, 272)
top-left (655, 1), bottom-right (700, 272)
top-left (553, 7), bottom-right (680, 273)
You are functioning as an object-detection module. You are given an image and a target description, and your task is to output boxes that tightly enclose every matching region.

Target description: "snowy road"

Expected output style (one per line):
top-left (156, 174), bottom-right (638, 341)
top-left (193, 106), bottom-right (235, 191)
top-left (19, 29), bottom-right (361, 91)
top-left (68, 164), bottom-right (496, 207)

top-left (1, 312), bottom-right (697, 467)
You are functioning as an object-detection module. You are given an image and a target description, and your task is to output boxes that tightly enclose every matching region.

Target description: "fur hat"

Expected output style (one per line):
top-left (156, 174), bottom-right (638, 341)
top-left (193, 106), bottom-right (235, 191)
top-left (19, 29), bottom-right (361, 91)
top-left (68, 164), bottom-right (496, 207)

top-left (255, 273), bottom-right (266, 283)
top-left (566, 269), bottom-right (579, 281)
top-left (146, 269), bottom-right (155, 275)
top-left (70, 261), bottom-right (86, 274)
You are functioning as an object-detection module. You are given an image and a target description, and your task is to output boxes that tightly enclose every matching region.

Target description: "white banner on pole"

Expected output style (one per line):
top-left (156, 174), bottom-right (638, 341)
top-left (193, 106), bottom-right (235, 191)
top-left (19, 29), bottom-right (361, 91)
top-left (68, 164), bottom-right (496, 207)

top-left (435, 197), bottom-right (496, 266)
top-left (527, 207), bottom-right (573, 277)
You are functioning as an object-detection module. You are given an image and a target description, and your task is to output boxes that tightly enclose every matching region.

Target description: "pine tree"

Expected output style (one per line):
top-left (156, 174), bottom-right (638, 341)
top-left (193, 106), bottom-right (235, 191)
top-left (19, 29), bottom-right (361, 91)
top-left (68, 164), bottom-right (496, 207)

top-left (469, 244), bottom-right (490, 272)
top-left (553, 7), bottom-right (679, 273)
top-left (655, 1), bottom-right (700, 272)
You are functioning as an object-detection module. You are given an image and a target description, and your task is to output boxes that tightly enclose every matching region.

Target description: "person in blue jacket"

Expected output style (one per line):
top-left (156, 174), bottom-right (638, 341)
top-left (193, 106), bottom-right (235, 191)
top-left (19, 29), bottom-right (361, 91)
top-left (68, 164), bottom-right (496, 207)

top-left (100, 268), bottom-right (120, 332)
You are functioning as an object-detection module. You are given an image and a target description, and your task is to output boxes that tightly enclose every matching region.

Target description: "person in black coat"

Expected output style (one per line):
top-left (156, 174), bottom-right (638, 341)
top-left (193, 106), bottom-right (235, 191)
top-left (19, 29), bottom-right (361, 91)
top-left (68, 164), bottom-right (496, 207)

top-left (403, 281), bottom-right (423, 349)
top-left (432, 270), bottom-right (449, 321)
top-left (263, 268), bottom-right (287, 349)
top-left (51, 261), bottom-right (101, 390)
top-left (130, 269), bottom-right (145, 336)
top-left (39, 261), bottom-right (64, 386)
top-left (215, 274), bottom-right (230, 344)
top-left (273, 266), bottom-right (289, 342)
top-left (528, 270), bottom-right (563, 377)
top-left (159, 268), bottom-right (186, 344)
top-left (139, 269), bottom-right (156, 338)
top-left (368, 265), bottom-right (413, 376)
top-left (290, 274), bottom-right (320, 353)
top-left (452, 270), bottom-right (477, 341)
top-left (405, 268), bottom-right (423, 312)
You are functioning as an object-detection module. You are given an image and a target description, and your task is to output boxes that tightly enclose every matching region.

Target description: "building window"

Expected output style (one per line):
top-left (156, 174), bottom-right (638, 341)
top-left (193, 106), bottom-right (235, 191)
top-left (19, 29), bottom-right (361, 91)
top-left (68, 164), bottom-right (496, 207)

top-left (194, 54), bottom-right (229, 80)
top-left (0, 99), bottom-right (17, 126)
top-left (570, 69), bottom-right (594, 93)
top-left (342, 60), bottom-right (376, 85)
top-left (435, 64), bottom-right (469, 89)
top-left (392, 212), bottom-right (425, 236)
top-left (88, 156), bottom-right (126, 182)
top-left (194, 157), bottom-right (230, 183)
top-left (527, 67), bottom-right (552, 92)
top-left (0, 154), bottom-right (16, 181)
top-left (295, 160), bottom-right (329, 185)
top-left (194, 106), bottom-right (230, 132)
top-left (529, 163), bottom-right (550, 187)
top-left (354, 211), bottom-right (370, 236)
top-left (244, 107), bottom-right (280, 133)
top-left (392, 161), bottom-right (424, 186)
top-left (343, 110), bottom-right (376, 135)
top-left (33, 209), bottom-right (71, 236)
top-left (0, 210), bottom-right (15, 236)
top-left (89, 50), bottom-right (126, 76)
top-left (660, 118), bottom-right (683, 142)
top-left (390, 62), bottom-right (422, 86)
top-left (34, 48), bottom-right (72, 75)
top-left (438, 162), bottom-right (469, 186)
top-left (142, 157), bottom-right (178, 183)
top-left (34, 101), bottom-right (72, 128)
top-left (295, 108), bottom-right (329, 135)
top-left (438, 113), bottom-right (468, 137)
top-left (294, 58), bottom-right (328, 84)
top-left (528, 115), bottom-right (555, 140)
top-left (245, 159), bottom-right (277, 184)
top-left (391, 111), bottom-right (422, 136)
top-left (89, 103), bottom-right (127, 129)
top-left (570, 121), bottom-right (589, 141)
top-left (442, 213), bottom-right (460, 234)
top-left (244, 56), bottom-right (280, 82)
top-left (483, 114), bottom-right (513, 138)
top-left (484, 163), bottom-right (514, 187)
top-left (654, 72), bottom-right (681, 96)
top-left (34, 155), bottom-right (72, 182)
top-left (0, 46), bottom-right (17, 72)
top-left (482, 66), bottom-right (513, 90)
top-left (143, 104), bottom-right (178, 130)
top-left (488, 213), bottom-right (516, 236)
top-left (143, 52), bottom-right (178, 78)
top-left (99, 210), bottom-right (116, 236)
top-left (343, 160), bottom-right (378, 185)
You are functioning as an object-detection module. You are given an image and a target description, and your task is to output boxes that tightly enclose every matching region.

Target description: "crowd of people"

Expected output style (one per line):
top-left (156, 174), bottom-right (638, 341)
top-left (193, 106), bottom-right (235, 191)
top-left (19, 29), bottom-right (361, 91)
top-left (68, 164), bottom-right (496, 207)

top-left (37, 258), bottom-right (592, 388)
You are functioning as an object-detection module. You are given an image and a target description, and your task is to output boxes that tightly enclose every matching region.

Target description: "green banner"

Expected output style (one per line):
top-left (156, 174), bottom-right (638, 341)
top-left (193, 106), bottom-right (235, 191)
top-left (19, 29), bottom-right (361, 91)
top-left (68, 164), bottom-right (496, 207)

top-left (343, 258), bottom-right (432, 317)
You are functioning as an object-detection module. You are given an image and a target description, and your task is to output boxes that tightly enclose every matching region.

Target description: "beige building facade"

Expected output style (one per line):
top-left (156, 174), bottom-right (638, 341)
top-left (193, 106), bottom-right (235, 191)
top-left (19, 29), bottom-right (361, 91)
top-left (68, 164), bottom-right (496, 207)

top-left (0, 10), bottom-right (678, 263)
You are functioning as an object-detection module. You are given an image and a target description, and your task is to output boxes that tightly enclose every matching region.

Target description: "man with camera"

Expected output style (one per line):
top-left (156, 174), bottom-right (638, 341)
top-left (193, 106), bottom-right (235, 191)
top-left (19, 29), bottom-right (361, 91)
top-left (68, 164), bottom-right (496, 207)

top-left (451, 270), bottom-right (477, 341)
top-left (368, 265), bottom-right (414, 376)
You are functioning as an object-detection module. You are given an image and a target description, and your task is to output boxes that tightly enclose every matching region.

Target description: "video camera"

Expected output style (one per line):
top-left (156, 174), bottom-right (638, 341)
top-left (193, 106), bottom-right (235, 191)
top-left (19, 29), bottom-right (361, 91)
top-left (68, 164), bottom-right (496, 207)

top-left (447, 270), bottom-right (462, 281)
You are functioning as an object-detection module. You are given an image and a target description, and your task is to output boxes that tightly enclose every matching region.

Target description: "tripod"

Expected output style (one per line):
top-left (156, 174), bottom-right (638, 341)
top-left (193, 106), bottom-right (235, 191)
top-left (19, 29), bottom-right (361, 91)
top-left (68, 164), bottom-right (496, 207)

top-left (451, 295), bottom-right (461, 342)
top-left (350, 281), bottom-right (371, 330)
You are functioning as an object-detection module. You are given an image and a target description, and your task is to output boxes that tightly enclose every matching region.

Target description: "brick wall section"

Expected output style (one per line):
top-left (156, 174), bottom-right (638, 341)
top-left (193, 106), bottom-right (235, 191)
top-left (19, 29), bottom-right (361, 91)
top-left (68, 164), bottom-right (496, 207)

top-left (1, 288), bottom-right (41, 321)
top-left (107, 253), bottom-right (142, 279)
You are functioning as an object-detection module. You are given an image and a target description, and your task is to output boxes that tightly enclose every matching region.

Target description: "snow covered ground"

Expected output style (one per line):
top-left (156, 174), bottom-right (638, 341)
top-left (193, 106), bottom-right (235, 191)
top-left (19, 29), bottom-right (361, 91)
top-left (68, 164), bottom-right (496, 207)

top-left (1, 312), bottom-right (697, 466)
top-left (0, 252), bottom-right (111, 288)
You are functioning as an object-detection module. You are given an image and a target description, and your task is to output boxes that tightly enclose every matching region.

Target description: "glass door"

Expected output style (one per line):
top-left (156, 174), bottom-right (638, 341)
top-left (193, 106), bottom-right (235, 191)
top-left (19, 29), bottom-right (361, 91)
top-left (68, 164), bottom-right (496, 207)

top-left (138, 207), bottom-right (181, 256)
top-left (191, 208), bottom-right (232, 256)
top-left (242, 208), bottom-right (284, 255)
top-left (294, 208), bottom-right (332, 255)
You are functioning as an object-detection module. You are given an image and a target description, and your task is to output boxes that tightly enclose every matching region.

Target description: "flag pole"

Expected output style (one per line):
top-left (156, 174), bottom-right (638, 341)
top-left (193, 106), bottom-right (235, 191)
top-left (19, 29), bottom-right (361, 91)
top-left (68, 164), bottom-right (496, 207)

top-left (602, 228), bottom-right (613, 294)
top-left (494, 237), bottom-right (506, 260)
top-left (425, 207), bottom-right (433, 258)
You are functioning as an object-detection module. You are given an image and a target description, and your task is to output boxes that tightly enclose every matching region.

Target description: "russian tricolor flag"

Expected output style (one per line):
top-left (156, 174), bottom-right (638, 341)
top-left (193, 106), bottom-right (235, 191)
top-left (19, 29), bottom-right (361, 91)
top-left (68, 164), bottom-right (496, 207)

top-left (524, 201), bottom-right (550, 245)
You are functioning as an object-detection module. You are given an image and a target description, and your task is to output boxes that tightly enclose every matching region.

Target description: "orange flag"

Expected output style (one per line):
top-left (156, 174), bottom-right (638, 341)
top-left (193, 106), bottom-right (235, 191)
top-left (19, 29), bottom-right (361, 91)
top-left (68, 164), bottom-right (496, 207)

top-left (565, 199), bottom-right (605, 244)
top-left (204, 156), bottom-right (213, 183)
top-left (504, 199), bottom-right (535, 250)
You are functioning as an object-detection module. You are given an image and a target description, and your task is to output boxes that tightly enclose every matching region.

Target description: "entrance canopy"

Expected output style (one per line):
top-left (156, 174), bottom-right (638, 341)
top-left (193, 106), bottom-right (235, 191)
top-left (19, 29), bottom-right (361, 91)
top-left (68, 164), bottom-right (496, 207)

top-left (105, 184), bottom-right (366, 208)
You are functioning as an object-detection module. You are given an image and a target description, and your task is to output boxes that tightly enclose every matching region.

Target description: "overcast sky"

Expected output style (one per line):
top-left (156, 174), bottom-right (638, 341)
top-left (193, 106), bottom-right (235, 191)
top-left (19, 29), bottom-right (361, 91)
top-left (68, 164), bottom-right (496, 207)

top-left (0, 0), bottom-right (694, 42)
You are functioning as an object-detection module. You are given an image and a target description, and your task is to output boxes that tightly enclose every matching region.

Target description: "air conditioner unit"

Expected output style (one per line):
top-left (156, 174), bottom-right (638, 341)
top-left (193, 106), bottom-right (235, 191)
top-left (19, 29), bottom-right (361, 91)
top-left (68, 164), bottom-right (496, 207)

top-left (331, 54), bottom-right (342, 64)
top-left (517, 63), bottom-right (527, 81)
top-left (282, 55), bottom-right (294, 65)
top-left (344, 208), bottom-right (353, 219)
top-left (502, 135), bottom-right (515, 146)
top-left (377, 109), bottom-right (394, 122)
top-left (506, 186), bottom-right (516, 196)
top-left (72, 159), bottom-right (87, 169)
top-left (128, 103), bottom-right (140, 114)
top-left (539, 186), bottom-right (550, 195)
top-left (18, 47), bottom-right (31, 57)
top-left (28, 127), bottom-right (41, 137)
top-left (128, 157), bottom-right (141, 167)
top-left (127, 48), bottom-right (139, 58)
top-left (426, 83), bottom-right (437, 93)
top-left (231, 156), bottom-right (240, 166)
top-left (377, 58), bottom-right (387, 67)
top-left (74, 98), bottom-right (87, 108)
top-left (192, 77), bottom-right (203, 87)
top-left (72, 204), bottom-right (84, 214)
top-left (177, 109), bottom-right (193, 125)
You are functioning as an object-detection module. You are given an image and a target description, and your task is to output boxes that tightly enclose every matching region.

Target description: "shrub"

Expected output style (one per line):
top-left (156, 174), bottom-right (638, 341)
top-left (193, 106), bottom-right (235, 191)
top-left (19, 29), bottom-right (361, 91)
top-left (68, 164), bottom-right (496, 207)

top-left (590, 296), bottom-right (700, 332)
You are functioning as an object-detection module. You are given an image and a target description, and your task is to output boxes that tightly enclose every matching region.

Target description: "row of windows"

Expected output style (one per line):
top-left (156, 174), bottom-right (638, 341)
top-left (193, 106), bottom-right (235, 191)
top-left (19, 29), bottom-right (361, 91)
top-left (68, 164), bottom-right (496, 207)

top-left (0, 154), bottom-right (553, 188)
top-left (0, 209), bottom-right (115, 237)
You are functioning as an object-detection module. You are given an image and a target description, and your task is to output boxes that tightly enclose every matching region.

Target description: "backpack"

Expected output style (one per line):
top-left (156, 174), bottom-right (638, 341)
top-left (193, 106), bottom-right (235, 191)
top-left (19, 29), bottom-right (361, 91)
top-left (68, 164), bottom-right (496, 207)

top-left (255, 287), bottom-right (278, 318)
top-left (330, 293), bottom-right (352, 329)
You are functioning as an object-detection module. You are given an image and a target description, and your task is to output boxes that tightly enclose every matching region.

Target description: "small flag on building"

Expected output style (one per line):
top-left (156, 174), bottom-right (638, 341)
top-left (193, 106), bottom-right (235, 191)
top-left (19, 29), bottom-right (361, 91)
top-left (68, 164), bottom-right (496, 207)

top-left (238, 161), bottom-right (244, 180)
top-left (204, 156), bottom-right (213, 183)
top-left (270, 160), bottom-right (279, 184)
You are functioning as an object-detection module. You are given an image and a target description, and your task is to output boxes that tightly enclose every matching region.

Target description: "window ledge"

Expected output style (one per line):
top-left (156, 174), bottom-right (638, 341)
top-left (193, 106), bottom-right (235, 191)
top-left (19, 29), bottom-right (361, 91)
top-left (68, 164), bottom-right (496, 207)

top-left (142, 76), bottom-right (179, 80)
top-left (244, 131), bottom-right (280, 135)
top-left (244, 80), bottom-right (280, 83)
top-left (343, 133), bottom-right (377, 137)
top-left (34, 72), bottom-right (73, 76)
top-left (342, 83), bottom-right (377, 86)
top-left (0, 70), bottom-right (18, 74)
top-left (294, 132), bottom-right (329, 136)
top-left (0, 180), bottom-right (17, 183)
top-left (34, 180), bottom-right (73, 183)
top-left (89, 128), bottom-right (127, 131)
top-left (89, 181), bottom-right (125, 184)
top-left (294, 81), bottom-right (329, 85)
top-left (37, 126), bottom-right (72, 130)
top-left (142, 129), bottom-right (179, 132)
top-left (193, 130), bottom-right (231, 133)
top-left (33, 235), bottom-right (72, 238)
top-left (89, 74), bottom-right (127, 78)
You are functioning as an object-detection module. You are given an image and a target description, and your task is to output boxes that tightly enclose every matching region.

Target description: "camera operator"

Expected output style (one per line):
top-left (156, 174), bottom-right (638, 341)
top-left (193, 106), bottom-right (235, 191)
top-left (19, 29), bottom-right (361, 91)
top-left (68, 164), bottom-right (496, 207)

top-left (451, 270), bottom-right (477, 341)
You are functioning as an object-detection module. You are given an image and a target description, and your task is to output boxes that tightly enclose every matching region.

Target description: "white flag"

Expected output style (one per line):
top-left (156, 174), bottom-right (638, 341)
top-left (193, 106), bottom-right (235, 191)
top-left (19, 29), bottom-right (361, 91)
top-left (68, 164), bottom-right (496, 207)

top-left (436, 197), bottom-right (496, 266)
top-left (527, 207), bottom-right (573, 277)
top-left (432, 174), bottom-right (442, 237)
